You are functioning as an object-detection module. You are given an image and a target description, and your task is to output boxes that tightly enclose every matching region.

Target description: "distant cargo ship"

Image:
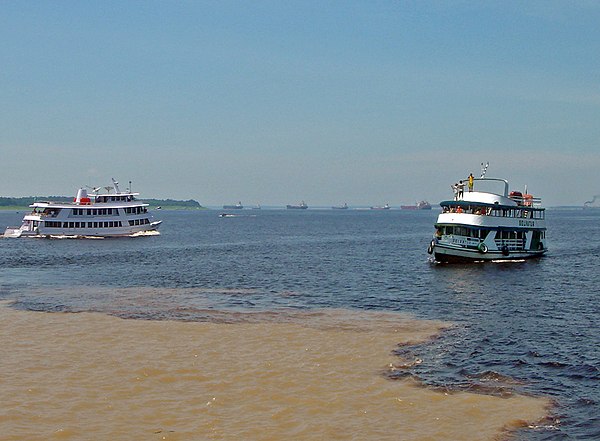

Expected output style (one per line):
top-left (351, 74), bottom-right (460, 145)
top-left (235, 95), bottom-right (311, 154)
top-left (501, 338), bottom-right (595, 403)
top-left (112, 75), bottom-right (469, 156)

top-left (286, 201), bottom-right (308, 209)
top-left (401, 201), bottom-right (432, 210)
top-left (223, 201), bottom-right (243, 209)
top-left (332, 203), bottom-right (348, 210)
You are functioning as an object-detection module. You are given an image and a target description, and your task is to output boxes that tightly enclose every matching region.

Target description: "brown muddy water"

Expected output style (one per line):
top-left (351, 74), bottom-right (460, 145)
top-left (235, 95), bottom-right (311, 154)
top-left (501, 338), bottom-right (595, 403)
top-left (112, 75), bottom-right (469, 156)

top-left (0, 303), bottom-right (548, 441)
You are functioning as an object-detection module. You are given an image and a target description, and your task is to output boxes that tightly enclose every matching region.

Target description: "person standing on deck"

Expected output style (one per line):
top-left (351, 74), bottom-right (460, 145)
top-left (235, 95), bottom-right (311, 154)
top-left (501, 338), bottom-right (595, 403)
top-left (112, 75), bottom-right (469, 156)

top-left (452, 183), bottom-right (459, 200)
top-left (457, 181), bottom-right (465, 199)
top-left (468, 173), bottom-right (474, 192)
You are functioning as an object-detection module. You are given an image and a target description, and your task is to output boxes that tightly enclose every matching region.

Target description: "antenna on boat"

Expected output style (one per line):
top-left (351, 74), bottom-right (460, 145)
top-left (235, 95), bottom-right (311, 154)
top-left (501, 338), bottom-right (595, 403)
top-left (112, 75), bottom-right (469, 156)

top-left (480, 162), bottom-right (489, 179)
top-left (112, 178), bottom-right (121, 194)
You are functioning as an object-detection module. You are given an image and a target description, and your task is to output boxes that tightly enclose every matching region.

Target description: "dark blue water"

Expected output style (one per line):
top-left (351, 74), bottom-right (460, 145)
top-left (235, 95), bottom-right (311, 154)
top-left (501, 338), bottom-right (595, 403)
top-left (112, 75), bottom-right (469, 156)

top-left (1, 208), bottom-right (598, 439)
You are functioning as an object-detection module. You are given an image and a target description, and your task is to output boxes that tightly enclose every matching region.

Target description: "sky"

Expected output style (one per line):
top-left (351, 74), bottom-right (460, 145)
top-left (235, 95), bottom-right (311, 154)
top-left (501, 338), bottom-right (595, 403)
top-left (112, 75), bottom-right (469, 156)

top-left (1, 0), bottom-right (599, 207)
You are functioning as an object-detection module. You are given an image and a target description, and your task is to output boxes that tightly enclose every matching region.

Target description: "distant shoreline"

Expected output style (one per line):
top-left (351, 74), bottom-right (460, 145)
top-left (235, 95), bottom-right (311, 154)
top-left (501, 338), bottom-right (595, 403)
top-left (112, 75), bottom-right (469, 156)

top-left (0, 196), bottom-right (205, 211)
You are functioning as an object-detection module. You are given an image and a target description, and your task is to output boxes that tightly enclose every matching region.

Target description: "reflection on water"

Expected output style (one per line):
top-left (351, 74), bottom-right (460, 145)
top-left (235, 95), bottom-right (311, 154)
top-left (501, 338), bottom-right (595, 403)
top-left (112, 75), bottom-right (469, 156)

top-left (0, 303), bottom-right (548, 441)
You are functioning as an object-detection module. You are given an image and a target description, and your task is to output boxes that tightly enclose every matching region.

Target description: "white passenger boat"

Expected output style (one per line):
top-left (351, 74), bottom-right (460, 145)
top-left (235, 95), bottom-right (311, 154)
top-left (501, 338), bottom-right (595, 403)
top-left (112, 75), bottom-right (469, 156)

top-left (428, 165), bottom-right (547, 262)
top-left (4, 179), bottom-right (162, 238)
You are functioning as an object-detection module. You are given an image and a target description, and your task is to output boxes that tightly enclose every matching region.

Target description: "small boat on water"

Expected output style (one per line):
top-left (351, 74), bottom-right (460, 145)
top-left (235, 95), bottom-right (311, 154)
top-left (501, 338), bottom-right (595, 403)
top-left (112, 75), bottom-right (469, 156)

top-left (428, 164), bottom-right (547, 262)
top-left (332, 203), bottom-right (348, 210)
top-left (401, 201), bottom-right (432, 210)
top-left (4, 179), bottom-right (162, 238)
top-left (223, 201), bottom-right (243, 209)
top-left (287, 201), bottom-right (308, 209)
top-left (370, 204), bottom-right (390, 210)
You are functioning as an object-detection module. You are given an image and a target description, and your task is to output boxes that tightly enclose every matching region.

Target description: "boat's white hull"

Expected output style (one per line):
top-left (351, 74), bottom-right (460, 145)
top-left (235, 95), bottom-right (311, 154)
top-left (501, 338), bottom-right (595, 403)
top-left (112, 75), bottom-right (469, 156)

top-left (4, 221), bottom-right (162, 238)
top-left (3, 228), bottom-right (35, 238)
top-left (431, 242), bottom-right (546, 263)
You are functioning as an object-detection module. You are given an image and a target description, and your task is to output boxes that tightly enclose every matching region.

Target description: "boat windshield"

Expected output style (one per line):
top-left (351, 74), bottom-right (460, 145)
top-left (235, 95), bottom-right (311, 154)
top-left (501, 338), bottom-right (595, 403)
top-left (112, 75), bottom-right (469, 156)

top-left (470, 178), bottom-right (509, 196)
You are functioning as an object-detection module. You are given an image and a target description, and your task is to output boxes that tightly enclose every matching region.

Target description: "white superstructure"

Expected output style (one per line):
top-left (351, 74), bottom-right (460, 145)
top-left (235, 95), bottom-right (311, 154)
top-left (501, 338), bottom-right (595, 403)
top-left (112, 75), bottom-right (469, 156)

top-left (428, 166), bottom-right (547, 262)
top-left (4, 179), bottom-right (162, 238)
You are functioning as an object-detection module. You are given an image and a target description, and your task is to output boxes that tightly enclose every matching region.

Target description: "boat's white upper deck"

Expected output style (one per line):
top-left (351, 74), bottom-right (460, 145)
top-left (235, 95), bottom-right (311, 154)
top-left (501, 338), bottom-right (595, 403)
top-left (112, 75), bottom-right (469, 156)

top-left (459, 191), bottom-right (517, 207)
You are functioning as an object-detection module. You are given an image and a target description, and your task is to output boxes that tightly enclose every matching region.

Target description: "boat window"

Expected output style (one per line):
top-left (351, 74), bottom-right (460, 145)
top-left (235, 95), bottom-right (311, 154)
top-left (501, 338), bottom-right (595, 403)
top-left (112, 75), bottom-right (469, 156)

top-left (499, 230), bottom-right (521, 240)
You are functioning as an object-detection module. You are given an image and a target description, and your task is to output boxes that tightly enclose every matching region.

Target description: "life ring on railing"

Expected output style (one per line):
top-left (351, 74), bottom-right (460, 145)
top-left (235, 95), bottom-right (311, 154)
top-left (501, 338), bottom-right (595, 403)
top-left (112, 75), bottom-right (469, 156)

top-left (477, 243), bottom-right (488, 254)
top-left (501, 245), bottom-right (510, 256)
top-left (427, 240), bottom-right (435, 254)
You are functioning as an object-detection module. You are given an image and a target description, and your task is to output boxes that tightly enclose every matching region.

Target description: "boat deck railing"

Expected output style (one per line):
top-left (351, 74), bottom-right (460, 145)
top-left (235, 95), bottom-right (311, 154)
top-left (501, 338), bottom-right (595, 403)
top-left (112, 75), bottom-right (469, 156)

top-left (494, 238), bottom-right (525, 250)
top-left (441, 206), bottom-right (545, 220)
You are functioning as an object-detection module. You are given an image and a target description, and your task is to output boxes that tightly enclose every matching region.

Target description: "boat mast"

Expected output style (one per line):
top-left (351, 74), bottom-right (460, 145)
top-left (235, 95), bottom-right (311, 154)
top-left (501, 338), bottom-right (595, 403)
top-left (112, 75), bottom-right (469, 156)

top-left (480, 162), bottom-right (489, 178)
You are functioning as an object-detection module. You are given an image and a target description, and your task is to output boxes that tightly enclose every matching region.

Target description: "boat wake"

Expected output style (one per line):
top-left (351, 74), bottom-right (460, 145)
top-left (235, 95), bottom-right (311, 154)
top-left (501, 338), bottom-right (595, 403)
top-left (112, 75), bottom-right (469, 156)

top-left (129, 230), bottom-right (161, 237)
top-left (18, 232), bottom-right (160, 239)
top-left (51, 235), bottom-right (105, 240)
top-left (490, 259), bottom-right (526, 264)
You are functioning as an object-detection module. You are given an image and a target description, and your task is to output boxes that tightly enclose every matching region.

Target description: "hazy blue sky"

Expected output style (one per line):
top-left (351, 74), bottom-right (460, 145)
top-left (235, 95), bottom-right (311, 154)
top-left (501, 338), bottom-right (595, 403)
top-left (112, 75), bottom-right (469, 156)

top-left (1, 1), bottom-right (599, 206)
